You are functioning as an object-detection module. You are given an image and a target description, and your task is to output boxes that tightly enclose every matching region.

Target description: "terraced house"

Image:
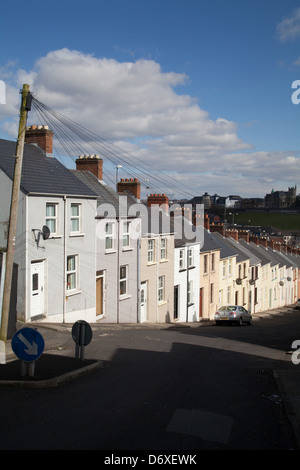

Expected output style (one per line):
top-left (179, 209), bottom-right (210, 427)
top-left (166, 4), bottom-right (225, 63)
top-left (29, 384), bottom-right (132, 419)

top-left (0, 125), bottom-right (299, 329)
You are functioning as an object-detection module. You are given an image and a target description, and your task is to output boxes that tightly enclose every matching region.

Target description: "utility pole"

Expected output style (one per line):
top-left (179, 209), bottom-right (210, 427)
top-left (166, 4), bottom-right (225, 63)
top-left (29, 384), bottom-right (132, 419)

top-left (0, 84), bottom-right (31, 360)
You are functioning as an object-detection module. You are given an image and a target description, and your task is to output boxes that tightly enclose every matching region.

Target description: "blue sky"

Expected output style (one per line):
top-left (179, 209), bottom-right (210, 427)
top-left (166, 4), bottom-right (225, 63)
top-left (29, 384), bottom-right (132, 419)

top-left (1, 0), bottom-right (300, 198)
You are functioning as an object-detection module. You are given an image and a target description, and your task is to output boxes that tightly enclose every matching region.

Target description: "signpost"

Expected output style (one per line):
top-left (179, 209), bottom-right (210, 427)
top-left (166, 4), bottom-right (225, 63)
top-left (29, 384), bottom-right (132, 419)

top-left (11, 327), bottom-right (44, 377)
top-left (72, 320), bottom-right (92, 361)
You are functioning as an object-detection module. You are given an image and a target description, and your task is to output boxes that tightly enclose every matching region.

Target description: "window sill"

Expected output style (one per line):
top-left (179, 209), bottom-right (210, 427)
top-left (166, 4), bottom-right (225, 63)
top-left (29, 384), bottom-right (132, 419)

top-left (66, 289), bottom-right (82, 298)
top-left (158, 300), bottom-right (167, 307)
top-left (122, 247), bottom-right (133, 252)
top-left (119, 294), bottom-right (131, 301)
top-left (70, 232), bottom-right (85, 237)
top-left (105, 249), bottom-right (117, 254)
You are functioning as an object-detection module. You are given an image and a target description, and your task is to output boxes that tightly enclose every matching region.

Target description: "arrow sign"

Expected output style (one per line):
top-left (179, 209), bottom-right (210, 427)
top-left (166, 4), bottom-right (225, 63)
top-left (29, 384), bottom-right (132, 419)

top-left (12, 327), bottom-right (44, 362)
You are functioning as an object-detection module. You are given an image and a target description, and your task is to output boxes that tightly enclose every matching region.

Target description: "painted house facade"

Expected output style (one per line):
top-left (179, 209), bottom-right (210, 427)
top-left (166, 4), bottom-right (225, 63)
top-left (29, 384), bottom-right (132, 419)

top-left (0, 132), bottom-right (98, 324)
top-left (72, 161), bottom-right (141, 323)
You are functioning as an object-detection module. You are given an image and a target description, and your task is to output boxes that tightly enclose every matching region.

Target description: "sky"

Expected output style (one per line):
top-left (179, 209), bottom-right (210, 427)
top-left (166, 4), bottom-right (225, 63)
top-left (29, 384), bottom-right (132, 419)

top-left (1, 0), bottom-right (300, 199)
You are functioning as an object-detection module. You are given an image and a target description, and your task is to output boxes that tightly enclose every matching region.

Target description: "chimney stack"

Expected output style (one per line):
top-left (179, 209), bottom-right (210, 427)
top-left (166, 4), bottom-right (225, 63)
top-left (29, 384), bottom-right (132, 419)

top-left (25, 125), bottom-right (53, 155)
top-left (75, 154), bottom-right (103, 180)
top-left (147, 194), bottom-right (169, 211)
top-left (117, 178), bottom-right (141, 200)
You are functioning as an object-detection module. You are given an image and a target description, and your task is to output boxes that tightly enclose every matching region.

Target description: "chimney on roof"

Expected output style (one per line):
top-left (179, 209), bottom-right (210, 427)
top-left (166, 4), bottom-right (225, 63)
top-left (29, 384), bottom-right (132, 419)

top-left (25, 125), bottom-right (53, 155)
top-left (225, 228), bottom-right (238, 241)
top-left (75, 154), bottom-right (103, 180)
top-left (117, 178), bottom-right (141, 200)
top-left (147, 193), bottom-right (169, 212)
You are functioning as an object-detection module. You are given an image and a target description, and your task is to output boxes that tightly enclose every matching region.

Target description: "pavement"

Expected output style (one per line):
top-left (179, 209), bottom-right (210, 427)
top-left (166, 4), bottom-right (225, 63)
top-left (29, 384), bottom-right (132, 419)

top-left (0, 306), bottom-right (300, 447)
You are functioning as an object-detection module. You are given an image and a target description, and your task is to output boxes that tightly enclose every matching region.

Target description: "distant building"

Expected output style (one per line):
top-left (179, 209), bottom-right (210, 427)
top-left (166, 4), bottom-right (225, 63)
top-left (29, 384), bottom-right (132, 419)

top-left (265, 186), bottom-right (297, 209)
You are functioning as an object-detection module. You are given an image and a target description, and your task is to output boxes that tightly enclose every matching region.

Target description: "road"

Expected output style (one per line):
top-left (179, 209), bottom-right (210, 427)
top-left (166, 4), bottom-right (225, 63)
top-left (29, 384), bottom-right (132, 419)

top-left (0, 308), bottom-right (299, 451)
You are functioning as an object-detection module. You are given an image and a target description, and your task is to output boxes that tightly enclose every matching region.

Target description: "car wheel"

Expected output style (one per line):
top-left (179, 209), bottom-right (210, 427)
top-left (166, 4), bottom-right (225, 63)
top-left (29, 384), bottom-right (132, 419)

top-left (215, 321), bottom-right (220, 325)
top-left (238, 317), bottom-right (243, 326)
top-left (248, 317), bottom-right (252, 325)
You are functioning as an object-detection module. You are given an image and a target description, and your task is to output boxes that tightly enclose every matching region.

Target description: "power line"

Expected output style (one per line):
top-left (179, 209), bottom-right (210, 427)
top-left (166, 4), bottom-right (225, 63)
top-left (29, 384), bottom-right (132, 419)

top-left (30, 97), bottom-right (196, 199)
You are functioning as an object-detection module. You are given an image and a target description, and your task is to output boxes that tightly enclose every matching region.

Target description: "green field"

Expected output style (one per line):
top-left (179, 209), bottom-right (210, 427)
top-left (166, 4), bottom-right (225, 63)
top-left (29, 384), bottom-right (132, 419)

top-left (232, 212), bottom-right (300, 231)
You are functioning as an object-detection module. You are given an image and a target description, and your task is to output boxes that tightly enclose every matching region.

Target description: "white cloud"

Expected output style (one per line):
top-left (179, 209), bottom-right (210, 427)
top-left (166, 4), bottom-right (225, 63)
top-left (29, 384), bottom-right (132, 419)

top-left (277, 7), bottom-right (300, 42)
top-left (0, 48), bottom-right (299, 198)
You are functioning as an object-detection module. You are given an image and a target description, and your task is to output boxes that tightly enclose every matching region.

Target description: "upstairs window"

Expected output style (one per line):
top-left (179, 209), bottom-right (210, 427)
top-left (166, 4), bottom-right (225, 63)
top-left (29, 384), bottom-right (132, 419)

top-left (105, 222), bottom-right (114, 250)
top-left (46, 203), bottom-right (58, 235)
top-left (148, 239), bottom-right (155, 263)
top-left (70, 203), bottom-right (81, 233)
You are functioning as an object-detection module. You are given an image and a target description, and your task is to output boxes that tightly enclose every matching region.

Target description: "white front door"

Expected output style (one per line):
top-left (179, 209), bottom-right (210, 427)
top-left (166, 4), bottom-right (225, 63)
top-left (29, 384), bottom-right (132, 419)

top-left (140, 281), bottom-right (147, 322)
top-left (31, 261), bottom-right (44, 317)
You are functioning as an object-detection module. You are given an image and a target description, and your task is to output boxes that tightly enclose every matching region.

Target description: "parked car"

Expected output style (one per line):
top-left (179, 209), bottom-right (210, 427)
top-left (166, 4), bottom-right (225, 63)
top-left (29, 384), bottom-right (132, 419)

top-left (295, 299), bottom-right (300, 309)
top-left (215, 305), bottom-right (252, 326)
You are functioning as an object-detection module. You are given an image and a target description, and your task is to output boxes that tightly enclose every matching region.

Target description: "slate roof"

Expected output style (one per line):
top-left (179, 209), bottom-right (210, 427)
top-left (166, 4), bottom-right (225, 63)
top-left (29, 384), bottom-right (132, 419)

top-left (0, 139), bottom-right (97, 197)
top-left (223, 236), bottom-right (260, 265)
top-left (201, 228), bottom-right (221, 253)
top-left (205, 231), bottom-right (237, 260)
top-left (71, 169), bottom-right (138, 217)
top-left (239, 239), bottom-right (271, 266)
top-left (212, 232), bottom-right (249, 263)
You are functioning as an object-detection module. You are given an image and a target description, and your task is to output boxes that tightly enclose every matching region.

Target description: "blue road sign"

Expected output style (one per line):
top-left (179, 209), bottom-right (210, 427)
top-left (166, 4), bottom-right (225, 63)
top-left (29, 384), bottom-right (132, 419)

top-left (12, 328), bottom-right (44, 362)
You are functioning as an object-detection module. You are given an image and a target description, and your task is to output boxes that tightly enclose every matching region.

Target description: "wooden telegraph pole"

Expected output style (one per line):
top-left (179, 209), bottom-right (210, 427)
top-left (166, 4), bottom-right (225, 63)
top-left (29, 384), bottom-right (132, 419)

top-left (0, 84), bottom-right (31, 359)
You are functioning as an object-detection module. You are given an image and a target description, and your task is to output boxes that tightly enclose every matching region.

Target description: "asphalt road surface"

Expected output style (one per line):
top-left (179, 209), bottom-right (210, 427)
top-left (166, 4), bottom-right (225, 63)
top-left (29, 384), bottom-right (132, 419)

top-left (0, 308), bottom-right (299, 451)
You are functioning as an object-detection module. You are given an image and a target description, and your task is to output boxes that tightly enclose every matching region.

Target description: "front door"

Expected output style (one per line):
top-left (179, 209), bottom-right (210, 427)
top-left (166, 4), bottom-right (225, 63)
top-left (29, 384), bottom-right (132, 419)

top-left (140, 281), bottom-right (147, 322)
top-left (31, 261), bottom-right (44, 317)
top-left (96, 271), bottom-right (104, 316)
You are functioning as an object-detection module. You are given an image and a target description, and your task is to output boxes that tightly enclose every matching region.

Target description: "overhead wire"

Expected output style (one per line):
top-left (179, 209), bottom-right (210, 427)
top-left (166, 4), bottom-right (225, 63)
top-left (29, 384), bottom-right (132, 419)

top-left (30, 96), bottom-right (196, 199)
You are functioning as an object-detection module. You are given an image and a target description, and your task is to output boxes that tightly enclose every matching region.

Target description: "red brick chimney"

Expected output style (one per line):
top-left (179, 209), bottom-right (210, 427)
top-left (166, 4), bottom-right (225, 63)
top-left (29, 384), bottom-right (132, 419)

top-left (210, 223), bottom-right (225, 237)
top-left (225, 229), bottom-right (238, 241)
top-left (117, 178), bottom-right (141, 200)
top-left (204, 214), bottom-right (210, 230)
top-left (147, 194), bottom-right (169, 210)
top-left (75, 154), bottom-right (103, 180)
top-left (25, 125), bottom-right (53, 154)
top-left (238, 230), bottom-right (249, 242)
top-left (260, 237), bottom-right (268, 248)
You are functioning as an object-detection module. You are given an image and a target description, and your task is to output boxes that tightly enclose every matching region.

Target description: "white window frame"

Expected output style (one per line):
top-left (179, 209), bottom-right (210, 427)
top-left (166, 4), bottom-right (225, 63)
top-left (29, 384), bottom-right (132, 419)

top-left (188, 280), bottom-right (193, 304)
top-left (158, 275), bottom-right (165, 303)
top-left (160, 238), bottom-right (167, 261)
top-left (46, 202), bottom-right (58, 235)
top-left (188, 248), bottom-right (193, 267)
top-left (66, 254), bottom-right (78, 293)
top-left (122, 221), bottom-right (130, 248)
top-left (148, 239), bottom-right (155, 263)
top-left (105, 222), bottom-right (115, 251)
top-left (204, 254), bottom-right (208, 274)
top-left (179, 249), bottom-right (185, 270)
top-left (70, 203), bottom-right (81, 234)
top-left (120, 265), bottom-right (128, 296)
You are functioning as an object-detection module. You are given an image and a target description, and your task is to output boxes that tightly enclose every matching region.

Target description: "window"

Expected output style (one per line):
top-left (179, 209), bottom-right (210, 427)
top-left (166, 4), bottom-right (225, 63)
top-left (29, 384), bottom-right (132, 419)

top-left (188, 248), bottom-right (193, 267)
top-left (160, 238), bottom-right (167, 261)
top-left (210, 283), bottom-right (214, 303)
top-left (222, 261), bottom-right (226, 277)
top-left (122, 221), bottom-right (130, 248)
top-left (46, 203), bottom-right (58, 235)
top-left (179, 249), bottom-right (185, 269)
top-left (188, 281), bottom-right (193, 304)
top-left (158, 276), bottom-right (165, 303)
top-left (148, 239), bottom-right (155, 263)
top-left (105, 222), bottom-right (114, 250)
top-left (204, 254), bottom-right (208, 273)
top-left (211, 253), bottom-right (215, 272)
top-left (120, 265), bottom-right (128, 296)
top-left (70, 203), bottom-right (81, 233)
top-left (227, 286), bottom-right (231, 304)
top-left (228, 259), bottom-right (232, 276)
top-left (67, 255), bottom-right (78, 291)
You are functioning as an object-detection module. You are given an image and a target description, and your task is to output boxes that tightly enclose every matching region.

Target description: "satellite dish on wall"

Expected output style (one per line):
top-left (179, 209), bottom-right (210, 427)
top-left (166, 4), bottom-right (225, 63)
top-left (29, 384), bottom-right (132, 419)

top-left (42, 225), bottom-right (50, 240)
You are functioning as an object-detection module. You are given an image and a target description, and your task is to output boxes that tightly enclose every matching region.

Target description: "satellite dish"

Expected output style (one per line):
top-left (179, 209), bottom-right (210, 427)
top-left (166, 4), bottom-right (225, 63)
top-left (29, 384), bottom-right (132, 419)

top-left (42, 225), bottom-right (50, 240)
